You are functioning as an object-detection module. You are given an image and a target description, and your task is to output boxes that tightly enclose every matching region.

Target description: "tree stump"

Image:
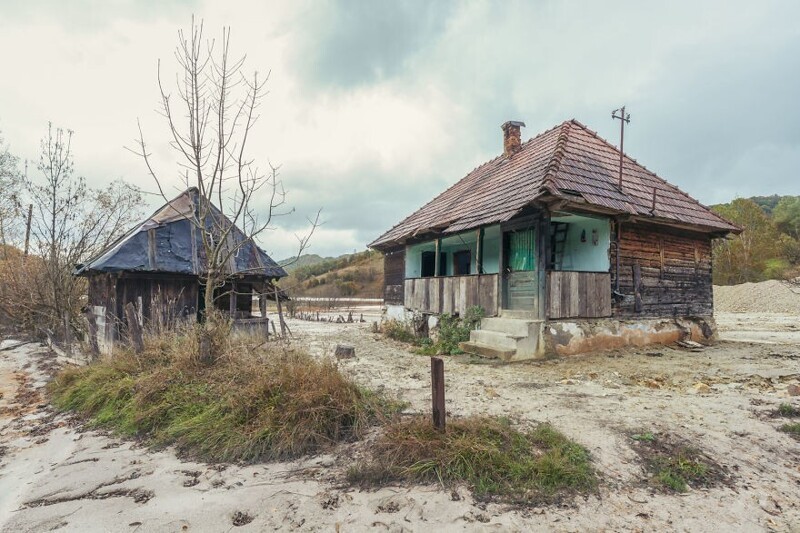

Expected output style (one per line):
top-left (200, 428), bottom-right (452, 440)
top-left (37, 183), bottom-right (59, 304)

top-left (335, 344), bottom-right (355, 359)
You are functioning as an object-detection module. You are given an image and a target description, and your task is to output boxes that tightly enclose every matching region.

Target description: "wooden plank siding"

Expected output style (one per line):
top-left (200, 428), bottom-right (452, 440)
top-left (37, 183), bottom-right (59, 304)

top-left (611, 222), bottom-right (713, 318)
top-left (547, 272), bottom-right (612, 318)
top-left (383, 247), bottom-right (405, 305)
top-left (404, 274), bottom-right (499, 316)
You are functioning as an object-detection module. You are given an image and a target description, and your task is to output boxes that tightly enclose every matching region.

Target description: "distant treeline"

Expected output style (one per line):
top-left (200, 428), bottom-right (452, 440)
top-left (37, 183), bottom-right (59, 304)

top-left (712, 195), bottom-right (800, 285)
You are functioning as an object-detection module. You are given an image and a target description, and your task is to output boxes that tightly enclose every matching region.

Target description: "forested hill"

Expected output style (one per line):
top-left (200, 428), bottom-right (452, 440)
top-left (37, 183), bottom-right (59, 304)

top-left (711, 195), bottom-right (800, 285)
top-left (277, 250), bottom-right (383, 298)
top-left (277, 254), bottom-right (330, 273)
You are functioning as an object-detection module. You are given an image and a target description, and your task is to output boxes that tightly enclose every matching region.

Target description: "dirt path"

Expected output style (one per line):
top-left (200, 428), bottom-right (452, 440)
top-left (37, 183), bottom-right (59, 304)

top-left (0, 317), bottom-right (799, 532)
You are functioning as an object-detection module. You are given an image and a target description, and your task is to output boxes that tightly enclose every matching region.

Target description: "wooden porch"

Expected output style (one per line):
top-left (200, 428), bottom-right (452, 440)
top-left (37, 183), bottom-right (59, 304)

top-left (404, 274), bottom-right (499, 316)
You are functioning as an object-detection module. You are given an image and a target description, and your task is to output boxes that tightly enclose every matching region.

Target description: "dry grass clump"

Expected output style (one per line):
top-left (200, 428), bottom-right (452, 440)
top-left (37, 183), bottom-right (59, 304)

top-left (348, 416), bottom-right (597, 504)
top-left (49, 330), bottom-right (397, 462)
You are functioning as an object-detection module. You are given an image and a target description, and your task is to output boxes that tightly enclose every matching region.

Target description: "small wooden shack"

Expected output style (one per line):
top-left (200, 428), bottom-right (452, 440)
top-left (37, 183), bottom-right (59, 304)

top-left (369, 120), bottom-right (739, 359)
top-left (75, 187), bottom-right (287, 352)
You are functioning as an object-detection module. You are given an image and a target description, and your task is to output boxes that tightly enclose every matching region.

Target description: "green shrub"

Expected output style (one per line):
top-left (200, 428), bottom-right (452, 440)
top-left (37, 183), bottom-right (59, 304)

top-left (433, 306), bottom-right (485, 355)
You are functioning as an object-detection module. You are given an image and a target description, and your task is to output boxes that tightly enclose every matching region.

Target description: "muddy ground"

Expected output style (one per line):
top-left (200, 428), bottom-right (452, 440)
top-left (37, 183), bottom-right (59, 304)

top-left (0, 311), bottom-right (798, 532)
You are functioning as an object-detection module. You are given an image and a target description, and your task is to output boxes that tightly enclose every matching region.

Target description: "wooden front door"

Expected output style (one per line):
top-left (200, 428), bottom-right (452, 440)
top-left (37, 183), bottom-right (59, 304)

top-left (503, 227), bottom-right (538, 311)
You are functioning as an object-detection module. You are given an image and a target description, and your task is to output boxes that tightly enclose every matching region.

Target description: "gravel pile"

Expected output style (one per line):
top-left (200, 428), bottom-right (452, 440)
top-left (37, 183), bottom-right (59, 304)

top-left (714, 280), bottom-right (800, 314)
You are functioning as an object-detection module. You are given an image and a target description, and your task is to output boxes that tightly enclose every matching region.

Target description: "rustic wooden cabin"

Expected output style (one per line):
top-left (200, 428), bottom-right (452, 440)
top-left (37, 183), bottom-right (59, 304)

top-left (369, 120), bottom-right (739, 360)
top-left (75, 187), bottom-right (287, 352)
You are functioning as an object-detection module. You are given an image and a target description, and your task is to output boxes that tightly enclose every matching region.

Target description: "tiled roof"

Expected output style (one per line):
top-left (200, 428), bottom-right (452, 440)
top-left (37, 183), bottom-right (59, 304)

top-left (369, 120), bottom-right (738, 249)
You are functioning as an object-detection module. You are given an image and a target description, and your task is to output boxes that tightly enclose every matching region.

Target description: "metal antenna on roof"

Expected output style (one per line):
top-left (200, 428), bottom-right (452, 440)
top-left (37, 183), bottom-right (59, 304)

top-left (611, 106), bottom-right (631, 190)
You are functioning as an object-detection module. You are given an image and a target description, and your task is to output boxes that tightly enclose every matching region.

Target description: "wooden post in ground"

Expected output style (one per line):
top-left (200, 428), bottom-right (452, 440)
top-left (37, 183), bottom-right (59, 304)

top-left (84, 308), bottom-right (100, 358)
top-left (431, 357), bottom-right (446, 430)
top-left (63, 311), bottom-right (73, 355)
top-left (124, 302), bottom-right (144, 353)
top-left (273, 285), bottom-right (287, 337)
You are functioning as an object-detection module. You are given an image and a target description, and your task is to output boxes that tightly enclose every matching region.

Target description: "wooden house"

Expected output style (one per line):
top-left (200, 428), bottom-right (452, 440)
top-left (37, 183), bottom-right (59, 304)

top-left (369, 120), bottom-right (739, 359)
top-left (75, 187), bottom-right (286, 352)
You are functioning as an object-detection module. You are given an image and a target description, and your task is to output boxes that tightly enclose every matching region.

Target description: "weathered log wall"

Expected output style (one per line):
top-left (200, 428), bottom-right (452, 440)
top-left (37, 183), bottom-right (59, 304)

top-left (383, 247), bottom-right (405, 305)
top-left (611, 222), bottom-right (713, 318)
top-left (547, 271), bottom-right (612, 318)
top-left (404, 274), bottom-right (499, 316)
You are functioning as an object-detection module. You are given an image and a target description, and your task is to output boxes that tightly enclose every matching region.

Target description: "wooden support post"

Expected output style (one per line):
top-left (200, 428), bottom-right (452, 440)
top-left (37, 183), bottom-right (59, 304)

top-left (633, 263), bottom-right (643, 313)
top-left (259, 290), bottom-right (269, 339)
top-left (259, 290), bottom-right (267, 318)
top-left (229, 281), bottom-right (237, 318)
top-left (431, 357), bottom-right (445, 431)
top-left (124, 302), bottom-right (144, 353)
top-left (476, 228), bottom-right (484, 275)
top-left (84, 308), bottom-right (100, 358)
top-left (434, 238), bottom-right (441, 277)
top-left (273, 285), bottom-right (288, 337)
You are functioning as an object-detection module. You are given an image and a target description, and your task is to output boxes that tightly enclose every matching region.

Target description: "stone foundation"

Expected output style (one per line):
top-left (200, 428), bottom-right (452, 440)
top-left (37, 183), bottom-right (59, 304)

top-left (543, 316), bottom-right (716, 357)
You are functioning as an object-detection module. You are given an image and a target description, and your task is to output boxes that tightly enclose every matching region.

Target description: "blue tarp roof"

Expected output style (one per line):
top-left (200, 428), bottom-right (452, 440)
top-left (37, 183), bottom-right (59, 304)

top-left (75, 187), bottom-right (287, 279)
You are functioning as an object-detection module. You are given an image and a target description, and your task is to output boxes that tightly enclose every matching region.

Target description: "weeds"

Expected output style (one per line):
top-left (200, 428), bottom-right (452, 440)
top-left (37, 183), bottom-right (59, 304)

top-left (779, 423), bottom-right (800, 439)
top-left (628, 431), bottom-right (727, 493)
top-left (414, 306), bottom-right (485, 356)
top-left (776, 403), bottom-right (800, 418)
top-left (348, 416), bottom-right (597, 504)
top-left (49, 331), bottom-right (400, 463)
top-left (382, 319), bottom-right (418, 344)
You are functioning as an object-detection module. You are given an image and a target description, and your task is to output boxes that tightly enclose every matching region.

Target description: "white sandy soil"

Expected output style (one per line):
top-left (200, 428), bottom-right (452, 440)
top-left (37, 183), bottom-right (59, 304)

top-left (1, 313), bottom-right (799, 532)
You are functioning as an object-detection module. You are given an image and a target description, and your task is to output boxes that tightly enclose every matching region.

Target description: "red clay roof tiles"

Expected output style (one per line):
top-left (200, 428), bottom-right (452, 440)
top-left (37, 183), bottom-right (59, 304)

top-left (369, 120), bottom-right (738, 249)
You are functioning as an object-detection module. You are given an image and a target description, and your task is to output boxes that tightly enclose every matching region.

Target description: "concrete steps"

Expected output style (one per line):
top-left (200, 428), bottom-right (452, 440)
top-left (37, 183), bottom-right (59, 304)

top-left (459, 312), bottom-right (544, 361)
top-left (458, 341), bottom-right (516, 361)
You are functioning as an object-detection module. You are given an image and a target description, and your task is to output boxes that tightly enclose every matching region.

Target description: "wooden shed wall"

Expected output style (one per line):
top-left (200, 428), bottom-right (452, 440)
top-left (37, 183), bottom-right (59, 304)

top-left (383, 247), bottom-right (405, 305)
top-left (114, 277), bottom-right (199, 328)
top-left (611, 223), bottom-right (713, 318)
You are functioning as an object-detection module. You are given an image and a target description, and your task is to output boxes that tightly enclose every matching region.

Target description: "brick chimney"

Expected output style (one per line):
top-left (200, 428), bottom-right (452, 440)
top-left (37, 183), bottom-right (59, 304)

top-left (502, 120), bottom-right (526, 158)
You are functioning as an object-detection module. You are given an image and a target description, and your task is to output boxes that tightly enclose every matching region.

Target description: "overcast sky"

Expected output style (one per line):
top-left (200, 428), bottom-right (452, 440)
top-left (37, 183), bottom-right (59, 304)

top-left (1, 0), bottom-right (799, 259)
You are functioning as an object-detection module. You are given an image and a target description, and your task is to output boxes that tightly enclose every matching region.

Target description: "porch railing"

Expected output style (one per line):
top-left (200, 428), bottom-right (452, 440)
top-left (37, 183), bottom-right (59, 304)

top-left (404, 274), bottom-right (499, 316)
top-left (547, 271), bottom-right (612, 319)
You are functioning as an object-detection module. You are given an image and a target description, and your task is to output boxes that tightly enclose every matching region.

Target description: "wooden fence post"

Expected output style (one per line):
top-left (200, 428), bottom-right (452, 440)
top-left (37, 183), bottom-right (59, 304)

top-left (124, 302), bottom-right (144, 353)
top-left (431, 357), bottom-right (446, 430)
top-left (63, 311), bottom-right (73, 355)
top-left (84, 308), bottom-right (100, 358)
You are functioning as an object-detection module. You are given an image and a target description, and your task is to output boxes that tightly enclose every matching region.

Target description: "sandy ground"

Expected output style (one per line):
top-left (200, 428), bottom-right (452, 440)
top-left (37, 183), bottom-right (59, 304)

top-left (1, 312), bottom-right (799, 532)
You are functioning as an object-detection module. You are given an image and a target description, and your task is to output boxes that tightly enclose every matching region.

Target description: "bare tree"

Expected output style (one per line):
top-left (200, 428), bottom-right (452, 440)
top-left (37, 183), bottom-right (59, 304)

top-left (0, 130), bottom-right (22, 253)
top-left (7, 123), bottom-right (143, 338)
top-left (130, 18), bottom-right (318, 362)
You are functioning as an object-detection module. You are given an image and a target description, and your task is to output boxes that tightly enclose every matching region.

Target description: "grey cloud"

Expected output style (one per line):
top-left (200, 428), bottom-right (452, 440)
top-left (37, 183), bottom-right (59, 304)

top-left (290, 0), bottom-right (456, 89)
